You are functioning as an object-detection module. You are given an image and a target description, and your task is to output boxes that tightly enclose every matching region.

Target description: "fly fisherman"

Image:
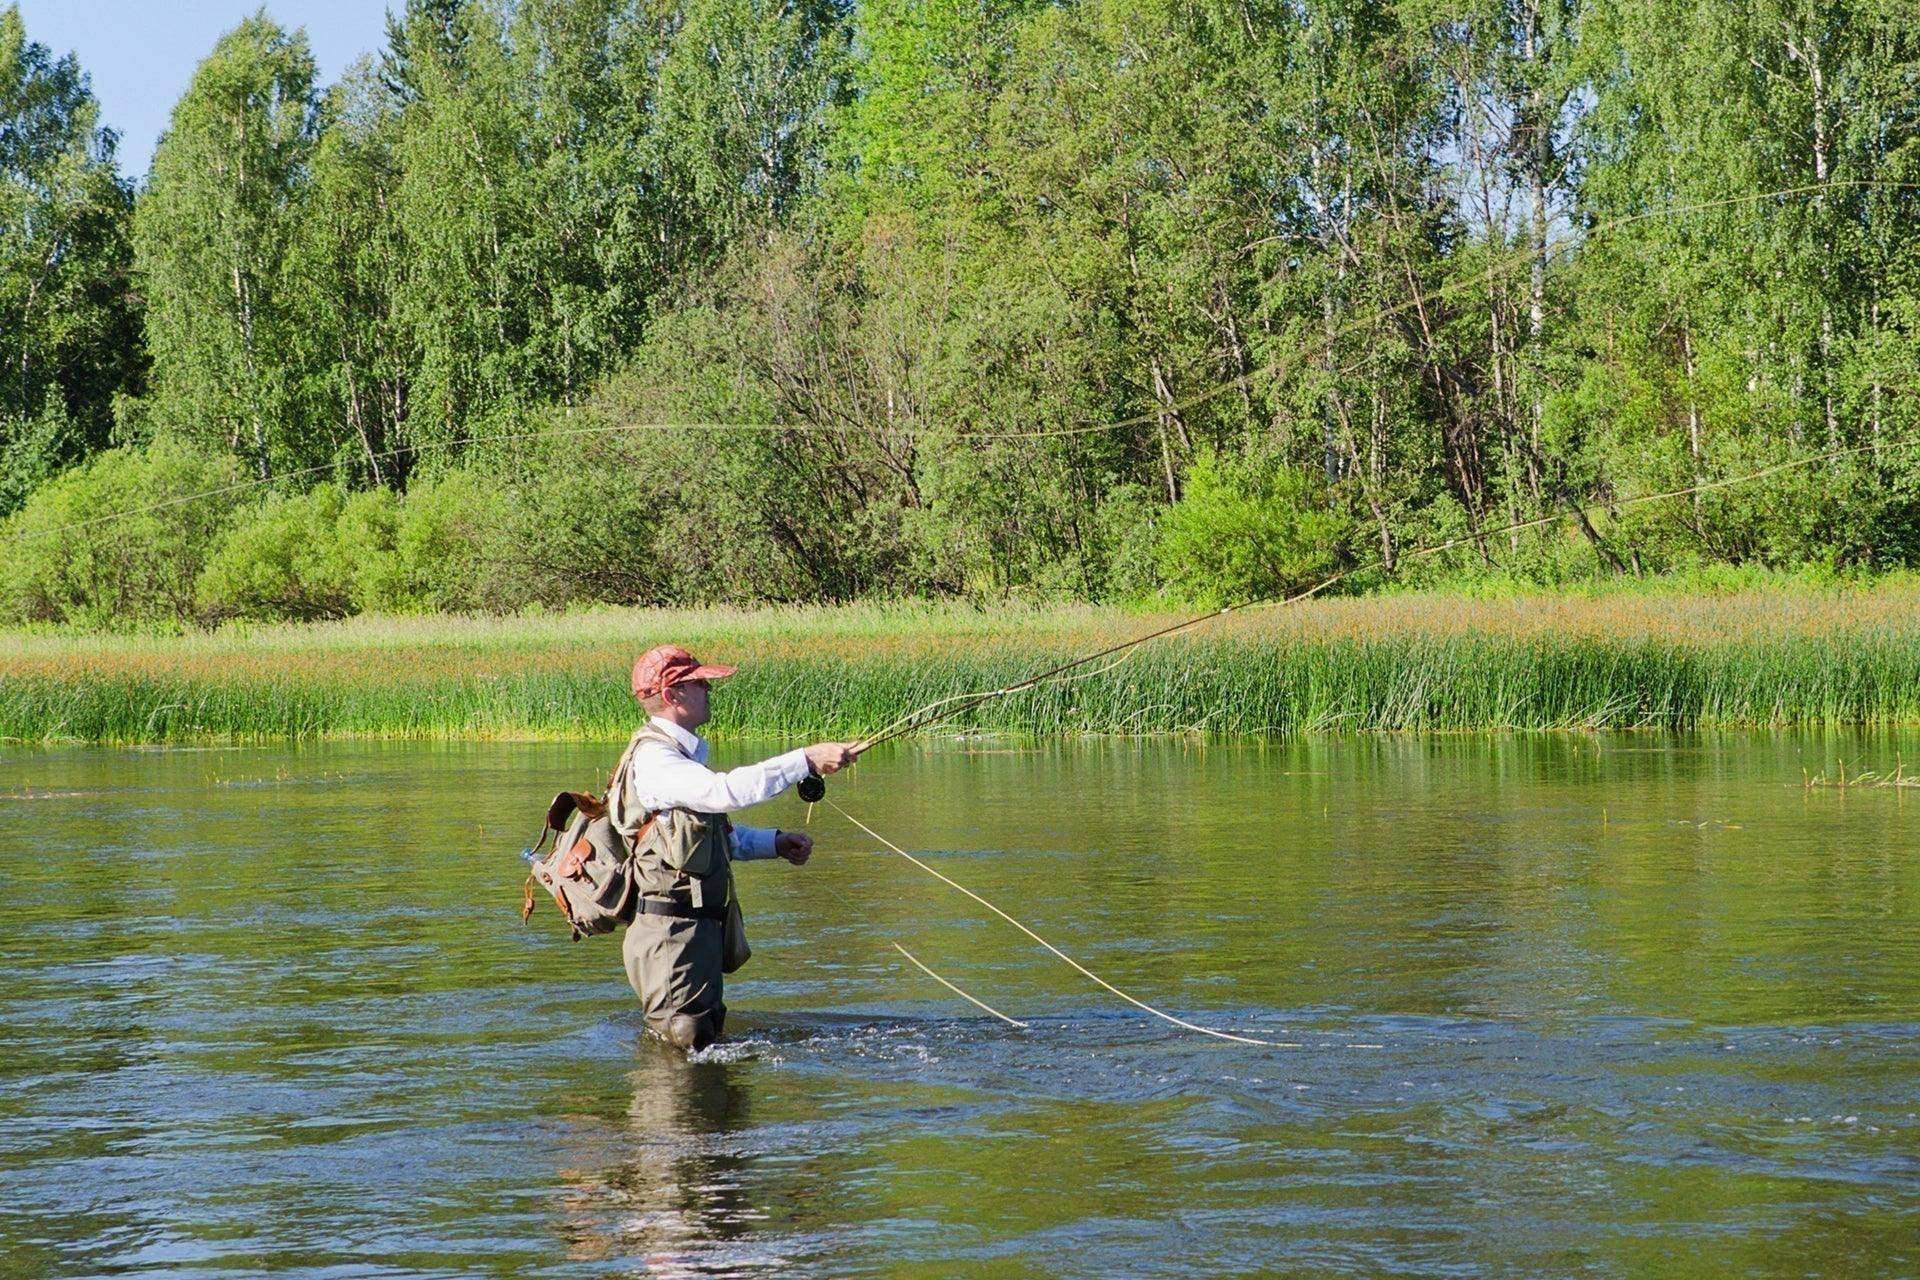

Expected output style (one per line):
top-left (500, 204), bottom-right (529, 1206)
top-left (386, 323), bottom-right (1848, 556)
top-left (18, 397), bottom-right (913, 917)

top-left (611, 644), bottom-right (858, 1051)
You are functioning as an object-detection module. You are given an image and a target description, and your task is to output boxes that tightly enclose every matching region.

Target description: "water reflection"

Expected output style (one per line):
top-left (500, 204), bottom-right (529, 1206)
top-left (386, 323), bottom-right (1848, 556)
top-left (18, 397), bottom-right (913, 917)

top-left (555, 1040), bottom-right (769, 1277)
top-left (1, 733), bottom-right (1916, 1278)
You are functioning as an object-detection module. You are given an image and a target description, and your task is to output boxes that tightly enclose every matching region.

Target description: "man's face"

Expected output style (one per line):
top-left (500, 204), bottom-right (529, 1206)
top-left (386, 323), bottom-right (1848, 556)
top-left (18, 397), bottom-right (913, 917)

top-left (666, 678), bottom-right (711, 728)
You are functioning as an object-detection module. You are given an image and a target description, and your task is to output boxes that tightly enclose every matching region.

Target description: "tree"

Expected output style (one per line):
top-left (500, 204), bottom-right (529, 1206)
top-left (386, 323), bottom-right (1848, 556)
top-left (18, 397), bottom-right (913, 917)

top-left (651, 0), bottom-right (850, 259)
top-left (133, 11), bottom-right (323, 481)
top-left (0, 4), bottom-right (142, 513)
top-left (287, 57), bottom-right (410, 487)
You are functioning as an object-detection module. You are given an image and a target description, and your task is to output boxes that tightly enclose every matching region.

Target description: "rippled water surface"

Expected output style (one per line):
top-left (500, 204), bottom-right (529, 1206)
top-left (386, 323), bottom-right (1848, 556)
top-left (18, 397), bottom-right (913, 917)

top-left (2, 733), bottom-right (1917, 1278)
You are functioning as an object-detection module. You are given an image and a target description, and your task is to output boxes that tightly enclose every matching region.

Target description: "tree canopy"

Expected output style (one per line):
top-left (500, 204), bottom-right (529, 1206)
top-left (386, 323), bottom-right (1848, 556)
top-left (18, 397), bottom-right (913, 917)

top-left (3, 0), bottom-right (1919, 621)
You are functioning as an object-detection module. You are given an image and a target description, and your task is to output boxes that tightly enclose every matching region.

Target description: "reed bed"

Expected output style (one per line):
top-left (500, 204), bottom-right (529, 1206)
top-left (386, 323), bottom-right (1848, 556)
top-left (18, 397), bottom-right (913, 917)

top-left (4, 588), bottom-right (1919, 743)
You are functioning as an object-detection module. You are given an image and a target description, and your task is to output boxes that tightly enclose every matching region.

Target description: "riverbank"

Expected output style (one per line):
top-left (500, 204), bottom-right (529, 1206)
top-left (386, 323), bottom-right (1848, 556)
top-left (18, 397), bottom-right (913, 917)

top-left (4, 587), bottom-right (1918, 743)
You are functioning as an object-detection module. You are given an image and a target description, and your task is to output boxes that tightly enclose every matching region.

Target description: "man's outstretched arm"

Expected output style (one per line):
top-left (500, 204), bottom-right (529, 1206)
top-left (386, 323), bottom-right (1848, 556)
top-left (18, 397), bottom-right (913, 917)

top-left (626, 741), bottom-right (861, 816)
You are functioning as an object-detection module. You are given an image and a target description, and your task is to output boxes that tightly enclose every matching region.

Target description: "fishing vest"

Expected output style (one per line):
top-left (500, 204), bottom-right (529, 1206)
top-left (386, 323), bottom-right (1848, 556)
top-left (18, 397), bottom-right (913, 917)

top-left (609, 723), bottom-right (736, 913)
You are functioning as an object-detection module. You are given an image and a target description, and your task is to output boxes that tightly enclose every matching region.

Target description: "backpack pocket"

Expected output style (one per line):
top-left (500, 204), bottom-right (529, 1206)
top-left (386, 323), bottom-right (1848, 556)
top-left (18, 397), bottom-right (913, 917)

top-left (536, 814), bottom-right (638, 939)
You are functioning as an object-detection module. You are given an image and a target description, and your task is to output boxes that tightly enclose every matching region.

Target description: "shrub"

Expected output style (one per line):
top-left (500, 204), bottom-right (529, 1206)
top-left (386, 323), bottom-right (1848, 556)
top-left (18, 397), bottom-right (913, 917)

top-left (1157, 451), bottom-right (1348, 608)
top-left (388, 468), bottom-right (502, 613)
top-left (334, 487), bottom-right (407, 610)
top-left (196, 483), bottom-right (394, 621)
top-left (0, 438), bottom-right (244, 627)
top-left (500, 453), bottom-right (668, 609)
top-left (1091, 482), bottom-right (1164, 601)
top-left (0, 394), bottom-right (78, 518)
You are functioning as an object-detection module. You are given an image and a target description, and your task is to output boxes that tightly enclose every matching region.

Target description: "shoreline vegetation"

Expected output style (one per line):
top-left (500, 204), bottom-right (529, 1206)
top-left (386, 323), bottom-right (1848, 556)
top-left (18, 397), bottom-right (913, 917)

top-left (5, 583), bottom-right (1919, 745)
top-left (9, 6), bottom-right (1920, 647)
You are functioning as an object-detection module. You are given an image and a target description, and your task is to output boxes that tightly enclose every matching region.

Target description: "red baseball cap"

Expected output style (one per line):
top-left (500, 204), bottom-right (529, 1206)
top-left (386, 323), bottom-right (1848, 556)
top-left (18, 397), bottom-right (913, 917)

top-left (631, 644), bottom-right (738, 699)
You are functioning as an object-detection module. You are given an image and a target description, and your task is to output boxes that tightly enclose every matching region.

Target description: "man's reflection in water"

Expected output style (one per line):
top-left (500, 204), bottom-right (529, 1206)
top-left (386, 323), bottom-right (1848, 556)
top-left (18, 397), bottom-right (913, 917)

top-left (554, 1039), bottom-right (786, 1276)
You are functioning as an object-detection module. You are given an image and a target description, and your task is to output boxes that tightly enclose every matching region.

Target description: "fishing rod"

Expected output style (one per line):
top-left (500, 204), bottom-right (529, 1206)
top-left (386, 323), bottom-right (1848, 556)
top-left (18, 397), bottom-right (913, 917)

top-left (846, 435), bottom-right (1917, 754)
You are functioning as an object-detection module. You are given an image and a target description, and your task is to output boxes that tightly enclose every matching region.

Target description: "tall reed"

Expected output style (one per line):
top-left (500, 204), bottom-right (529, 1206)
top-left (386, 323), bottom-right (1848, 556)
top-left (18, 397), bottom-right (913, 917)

top-left (4, 589), bottom-right (1917, 743)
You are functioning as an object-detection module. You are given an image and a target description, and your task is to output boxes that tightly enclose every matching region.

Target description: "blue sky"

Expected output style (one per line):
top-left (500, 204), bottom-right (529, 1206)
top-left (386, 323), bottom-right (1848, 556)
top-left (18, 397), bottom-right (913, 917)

top-left (15, 0), bottom-right (396, 180)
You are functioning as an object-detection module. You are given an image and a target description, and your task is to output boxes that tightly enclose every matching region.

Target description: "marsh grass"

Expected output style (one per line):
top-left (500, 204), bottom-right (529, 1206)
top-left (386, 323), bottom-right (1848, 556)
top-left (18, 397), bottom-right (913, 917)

top-left (1802, 756), bottom-right (1920, 788)
top-left (4, 588), bottom-right (1919, 743)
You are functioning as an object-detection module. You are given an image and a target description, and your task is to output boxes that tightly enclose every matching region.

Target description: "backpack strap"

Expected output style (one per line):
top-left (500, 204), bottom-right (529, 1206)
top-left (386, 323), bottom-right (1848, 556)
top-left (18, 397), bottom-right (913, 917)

top-left (608, 723), bottom-right (685, 836)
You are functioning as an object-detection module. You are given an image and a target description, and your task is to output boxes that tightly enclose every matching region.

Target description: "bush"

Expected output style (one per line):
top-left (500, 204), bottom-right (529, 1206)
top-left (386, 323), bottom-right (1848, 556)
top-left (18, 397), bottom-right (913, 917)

top-left (0, 393), bottom-right (78, 519)
top-left (1091, 482), bottom-right (1164, 600)
top-left (336, 487), bottom-right (408, 610)
top-left (500, 452), bottom-right (667, 608)
top-left (0, 438), bottom-right (244, 627)
top-left (387, 468), bottom-right (502, 613)
top-left (1156, 451), bottom-right (1348, 607)
top-left (196, 483), bottom-right (403, 621)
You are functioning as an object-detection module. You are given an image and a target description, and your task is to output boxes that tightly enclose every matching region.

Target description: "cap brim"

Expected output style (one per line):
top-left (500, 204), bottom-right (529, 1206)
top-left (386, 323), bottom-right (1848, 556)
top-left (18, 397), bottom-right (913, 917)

top-left (689, 662), bottom-right (738, 680)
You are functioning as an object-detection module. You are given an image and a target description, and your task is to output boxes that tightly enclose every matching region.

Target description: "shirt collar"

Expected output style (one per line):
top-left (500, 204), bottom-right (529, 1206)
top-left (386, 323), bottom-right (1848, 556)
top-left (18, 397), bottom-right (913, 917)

top-left (648, 715), bottom-right (708, 763)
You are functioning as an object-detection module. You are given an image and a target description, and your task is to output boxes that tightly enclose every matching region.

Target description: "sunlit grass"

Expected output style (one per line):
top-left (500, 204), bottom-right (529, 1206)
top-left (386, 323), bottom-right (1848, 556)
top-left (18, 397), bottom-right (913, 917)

top-left (4, 586), bottom-right (1918, 742)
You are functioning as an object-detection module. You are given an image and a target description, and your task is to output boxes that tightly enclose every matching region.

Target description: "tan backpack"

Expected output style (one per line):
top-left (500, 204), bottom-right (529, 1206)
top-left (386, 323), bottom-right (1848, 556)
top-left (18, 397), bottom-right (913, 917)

top-left (520, 738), bottom-right (656, 941)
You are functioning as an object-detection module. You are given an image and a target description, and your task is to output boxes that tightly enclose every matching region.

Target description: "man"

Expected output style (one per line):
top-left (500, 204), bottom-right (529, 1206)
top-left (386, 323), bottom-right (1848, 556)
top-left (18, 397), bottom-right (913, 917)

top-left (611, 643), bottom-right (857, 1051)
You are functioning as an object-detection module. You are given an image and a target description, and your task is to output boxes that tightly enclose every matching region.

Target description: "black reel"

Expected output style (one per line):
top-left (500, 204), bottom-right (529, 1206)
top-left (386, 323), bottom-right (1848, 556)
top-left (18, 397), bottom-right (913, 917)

top-left (797, 771), bottom-right (826, 803)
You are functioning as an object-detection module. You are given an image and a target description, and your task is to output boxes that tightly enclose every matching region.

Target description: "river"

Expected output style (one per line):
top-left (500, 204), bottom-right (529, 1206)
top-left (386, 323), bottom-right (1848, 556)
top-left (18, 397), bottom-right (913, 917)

top-left (2, 733), bottom-right (1916, 1277)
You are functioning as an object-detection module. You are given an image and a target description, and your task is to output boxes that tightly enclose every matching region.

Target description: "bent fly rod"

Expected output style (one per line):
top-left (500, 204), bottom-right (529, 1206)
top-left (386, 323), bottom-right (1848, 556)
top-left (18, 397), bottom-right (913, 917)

top-left (846, 435), bottom-right (1915, 755)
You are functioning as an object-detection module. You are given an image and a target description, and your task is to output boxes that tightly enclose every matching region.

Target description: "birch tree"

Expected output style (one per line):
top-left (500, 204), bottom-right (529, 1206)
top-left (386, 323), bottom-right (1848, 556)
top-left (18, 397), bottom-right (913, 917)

top-left (0, 4), bottom-right (140, 512)
top-left (134, 12), bottom-right (321, 481)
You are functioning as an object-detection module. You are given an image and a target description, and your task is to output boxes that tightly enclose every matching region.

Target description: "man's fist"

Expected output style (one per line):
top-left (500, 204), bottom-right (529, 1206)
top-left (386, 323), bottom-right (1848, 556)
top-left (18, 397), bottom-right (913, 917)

top-left (804, 742), bottom-right (859, 776)
top-left (775, 830), bottom-right (813, 865)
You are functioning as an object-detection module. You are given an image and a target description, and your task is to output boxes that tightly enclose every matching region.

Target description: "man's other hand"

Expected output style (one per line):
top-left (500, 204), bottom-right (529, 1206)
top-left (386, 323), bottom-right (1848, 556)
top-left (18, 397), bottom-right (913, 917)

top-left (775, 830), bottom-right (814, 865)
top-left (804, 742), bottom-right (859, 775)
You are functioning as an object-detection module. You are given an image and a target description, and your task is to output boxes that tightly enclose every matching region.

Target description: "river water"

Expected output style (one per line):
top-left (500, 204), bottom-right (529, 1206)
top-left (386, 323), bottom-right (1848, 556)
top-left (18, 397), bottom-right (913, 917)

top-left (2, 733), bottom-right (1916, 1278)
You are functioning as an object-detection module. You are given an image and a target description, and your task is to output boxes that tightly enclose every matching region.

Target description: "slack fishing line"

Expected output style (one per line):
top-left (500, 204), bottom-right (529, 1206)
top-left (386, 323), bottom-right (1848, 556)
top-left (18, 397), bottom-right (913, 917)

top-left (9, 178), bottom-right (1913, 546)
top-left (891, 943), bottom-right (1028, 1028)
top-left (832, 432), bottom-right (1920, 1042)
top-left (838, 800), bottom-right (1385, 1050)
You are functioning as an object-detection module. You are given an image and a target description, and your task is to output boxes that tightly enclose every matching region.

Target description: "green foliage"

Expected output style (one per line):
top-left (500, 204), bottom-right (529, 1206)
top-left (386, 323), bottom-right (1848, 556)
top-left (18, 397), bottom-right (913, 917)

top-left (0, 438), bottom-right (243, 626)
top-left (284, 60), bottom-right (409, 489)
top-left (0, 391), bottom-right (74, 516)
top-left (1156, 453), bottom-right (1348, 607)
top-left (7, 0), bottom-right (1920, 622)
top-left (386, 467), bottom-right (498, 613)
top-left (196, 483), bottom-right (372, 622)
top-left (132, 13), bottom-right (322, 481)
top-left (0, 5), bottom-right (142, 510)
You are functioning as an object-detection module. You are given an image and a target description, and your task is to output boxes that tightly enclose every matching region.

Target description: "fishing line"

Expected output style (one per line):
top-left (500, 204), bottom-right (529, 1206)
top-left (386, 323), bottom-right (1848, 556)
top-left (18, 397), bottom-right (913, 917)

top-left (9, 178), bottom-right (1911, 545)
top-left (831, 798), bottom-right (1389, 1050)
top-left (891, 943), bottom-right (1029, 1028)
top-left (851, 434), bottom-right (1920, 751)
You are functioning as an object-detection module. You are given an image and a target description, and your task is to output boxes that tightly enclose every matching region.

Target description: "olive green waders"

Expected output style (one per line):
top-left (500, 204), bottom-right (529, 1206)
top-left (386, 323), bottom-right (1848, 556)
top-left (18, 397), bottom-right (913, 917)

top-left (623, 910), bottom-right (727, 1043)
top-left (611, 728), bottom-right (746, 1049)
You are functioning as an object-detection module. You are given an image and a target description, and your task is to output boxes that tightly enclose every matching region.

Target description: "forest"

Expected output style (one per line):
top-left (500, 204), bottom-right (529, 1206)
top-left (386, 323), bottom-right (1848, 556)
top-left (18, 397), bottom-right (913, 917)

top-left (2, 0), bottom-right (1917, 627)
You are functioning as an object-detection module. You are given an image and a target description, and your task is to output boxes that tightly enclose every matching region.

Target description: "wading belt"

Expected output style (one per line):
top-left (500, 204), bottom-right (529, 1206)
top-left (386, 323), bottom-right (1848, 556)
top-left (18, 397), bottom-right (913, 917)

top-left (637, 894), bottom-right (727, 923)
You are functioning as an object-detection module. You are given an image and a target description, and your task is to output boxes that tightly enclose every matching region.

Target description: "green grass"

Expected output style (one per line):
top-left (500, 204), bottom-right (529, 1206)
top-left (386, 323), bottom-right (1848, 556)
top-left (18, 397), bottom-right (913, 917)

top-left (3, 588), bottom-right (1919, 743)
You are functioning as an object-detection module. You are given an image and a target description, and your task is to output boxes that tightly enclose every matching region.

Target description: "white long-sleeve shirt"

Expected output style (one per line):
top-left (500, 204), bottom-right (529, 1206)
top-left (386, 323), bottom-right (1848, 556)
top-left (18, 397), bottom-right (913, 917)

top-left (621, 716), bottom-right (811, 861)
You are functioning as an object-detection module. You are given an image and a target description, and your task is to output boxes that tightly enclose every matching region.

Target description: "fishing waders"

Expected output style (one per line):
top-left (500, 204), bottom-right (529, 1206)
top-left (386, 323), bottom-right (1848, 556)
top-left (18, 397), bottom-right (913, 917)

top-left (523, 724), bottom-right (753, 1052)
